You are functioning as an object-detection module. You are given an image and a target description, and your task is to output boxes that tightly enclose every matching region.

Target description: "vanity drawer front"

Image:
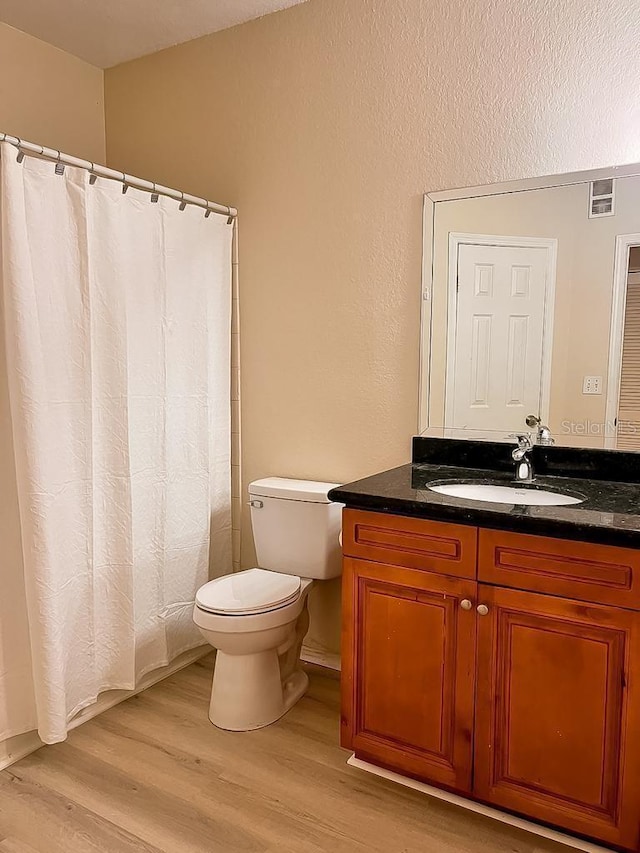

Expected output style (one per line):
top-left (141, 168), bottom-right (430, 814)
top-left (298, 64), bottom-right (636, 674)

top-left (479, 529), bottom-right (640, 609)
top-left (342, 509), bottom-right (477, 579)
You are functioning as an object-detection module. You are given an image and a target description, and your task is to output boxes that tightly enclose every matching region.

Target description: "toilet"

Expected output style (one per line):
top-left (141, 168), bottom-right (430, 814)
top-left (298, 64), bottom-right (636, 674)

top-left (193, 477), bottom-right (343, 731)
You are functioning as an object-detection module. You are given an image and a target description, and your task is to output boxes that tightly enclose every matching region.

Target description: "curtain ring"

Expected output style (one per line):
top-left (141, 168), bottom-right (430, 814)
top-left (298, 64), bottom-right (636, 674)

top-left (150, 182), bottom-right (159, 203)
top-left (179, 192), bottom-right (186, 211)
top-left (89, 163), bottom-right (98, 185)
top-left (227, 205), bottom-right (234, 225)
top-left (15, 137), bottom-right (25, 163)
top-left (204, 205), bottom-right (212, 218)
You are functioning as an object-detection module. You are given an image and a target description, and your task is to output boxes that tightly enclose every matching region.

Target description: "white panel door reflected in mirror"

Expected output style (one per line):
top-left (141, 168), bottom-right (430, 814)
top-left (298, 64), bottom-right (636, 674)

top-left (447, 236), bottom-right (555, 438)
top-left (420, 165), bottom-right (640, 450)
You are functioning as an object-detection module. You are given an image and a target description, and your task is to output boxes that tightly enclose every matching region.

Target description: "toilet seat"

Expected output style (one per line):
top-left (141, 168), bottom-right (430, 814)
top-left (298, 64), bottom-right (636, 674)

top-left (195, 568), bottom-right (302, 616)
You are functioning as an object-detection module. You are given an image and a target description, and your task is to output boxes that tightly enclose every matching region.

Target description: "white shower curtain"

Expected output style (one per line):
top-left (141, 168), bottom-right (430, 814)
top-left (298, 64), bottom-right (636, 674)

top-left (0, 143), bottom-right (232, 744)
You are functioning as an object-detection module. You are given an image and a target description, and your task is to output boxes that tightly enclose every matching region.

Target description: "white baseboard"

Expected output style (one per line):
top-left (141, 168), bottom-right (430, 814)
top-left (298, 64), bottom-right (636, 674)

top-left (301, 646), bottom-right (341, 671)
top-left (347, 756), bottom-right (612, 853)
top-left (0, 730), bottom-right (42, 772)
top-left (0, 645), bottom-right (210, 772)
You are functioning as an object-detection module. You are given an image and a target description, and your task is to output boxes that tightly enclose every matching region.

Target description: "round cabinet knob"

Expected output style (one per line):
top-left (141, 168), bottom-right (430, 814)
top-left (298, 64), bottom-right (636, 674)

top-left (460, 599), bottom-right (473, 611)
top-left (477, 604), bottom-right (489, 616)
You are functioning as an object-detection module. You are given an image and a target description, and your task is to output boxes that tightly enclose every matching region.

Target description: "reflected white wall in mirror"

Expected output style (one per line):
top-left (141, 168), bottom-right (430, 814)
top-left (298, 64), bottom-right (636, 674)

top-left (420, 164), bottom-right (640, 450)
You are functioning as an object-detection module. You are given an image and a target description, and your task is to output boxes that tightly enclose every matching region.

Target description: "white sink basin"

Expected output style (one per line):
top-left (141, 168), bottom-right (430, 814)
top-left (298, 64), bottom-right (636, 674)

top-left (427, 482), bottom-right (584, 506)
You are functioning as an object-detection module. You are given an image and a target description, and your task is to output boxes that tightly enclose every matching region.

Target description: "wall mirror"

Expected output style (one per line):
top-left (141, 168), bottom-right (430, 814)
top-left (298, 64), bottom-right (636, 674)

top-left (419, 163), bottom-right (640, 450)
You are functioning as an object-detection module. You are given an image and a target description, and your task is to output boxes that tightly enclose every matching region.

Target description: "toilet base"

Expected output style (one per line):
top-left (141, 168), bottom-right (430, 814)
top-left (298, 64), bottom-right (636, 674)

top-left (209, 650), bottom-right (309, 731)
top-left (282, 668), bottom-right (310, 714)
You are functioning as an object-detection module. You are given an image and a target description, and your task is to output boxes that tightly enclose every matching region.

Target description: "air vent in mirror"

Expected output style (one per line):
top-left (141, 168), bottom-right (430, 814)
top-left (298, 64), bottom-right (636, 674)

top-left (589, 178), bottom-right (615, 218)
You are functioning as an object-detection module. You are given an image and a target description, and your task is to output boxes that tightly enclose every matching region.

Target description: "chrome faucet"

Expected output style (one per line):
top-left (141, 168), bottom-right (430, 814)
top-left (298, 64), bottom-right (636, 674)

top-left (511, 433), bottom-right (534, 483)
top-left (525, 414), bottom-right (555, 446)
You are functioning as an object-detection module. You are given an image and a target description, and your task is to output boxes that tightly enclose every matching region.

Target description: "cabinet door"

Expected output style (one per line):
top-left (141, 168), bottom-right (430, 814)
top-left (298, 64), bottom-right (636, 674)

top-left (342, 557), bottom-right (477, 792)
top-left (474, 585), bottom-right (640, 850)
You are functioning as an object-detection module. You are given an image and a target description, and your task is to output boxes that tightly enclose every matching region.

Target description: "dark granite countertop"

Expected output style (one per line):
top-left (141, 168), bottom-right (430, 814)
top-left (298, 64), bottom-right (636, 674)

top-left (328, 438), bottom-right (640, 548)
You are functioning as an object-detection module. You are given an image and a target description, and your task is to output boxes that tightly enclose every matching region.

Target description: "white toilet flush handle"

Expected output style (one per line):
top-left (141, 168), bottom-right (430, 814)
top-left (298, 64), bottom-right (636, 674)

top-left (248, 499), bottom-right (264, 509)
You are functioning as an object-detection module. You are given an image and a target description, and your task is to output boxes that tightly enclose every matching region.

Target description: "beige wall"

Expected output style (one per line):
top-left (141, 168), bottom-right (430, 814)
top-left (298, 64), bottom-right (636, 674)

top-left (0, 23), bottom-right (105, 161)
top-left (104, 0), bottom-right (640, 656)
top-left (429, 176), bottom-right (640, 448)
top-left (0, 22), bottom-right (105, 742)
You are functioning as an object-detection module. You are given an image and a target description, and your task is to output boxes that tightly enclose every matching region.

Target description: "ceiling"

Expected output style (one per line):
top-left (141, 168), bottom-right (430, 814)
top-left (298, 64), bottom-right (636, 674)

top-left (0, 0), bottom-right (308, 68)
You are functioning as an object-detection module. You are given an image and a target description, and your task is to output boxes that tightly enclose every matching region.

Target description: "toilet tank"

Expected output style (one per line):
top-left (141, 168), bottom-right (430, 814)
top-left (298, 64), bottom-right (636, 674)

top-left (249, 478), bottom-right (344, 579)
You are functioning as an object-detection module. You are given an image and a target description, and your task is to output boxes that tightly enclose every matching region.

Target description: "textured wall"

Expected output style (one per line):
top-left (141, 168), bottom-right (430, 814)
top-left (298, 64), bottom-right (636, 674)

top-left (105, 0), bottom-right (640, 655)
top-left (0, 23), bottom-right (105, 160)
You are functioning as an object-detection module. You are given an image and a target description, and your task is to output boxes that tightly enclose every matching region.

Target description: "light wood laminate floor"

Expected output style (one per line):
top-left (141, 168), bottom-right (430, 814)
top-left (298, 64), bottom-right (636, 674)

top-left (0, 655), bottom-right (569, 853)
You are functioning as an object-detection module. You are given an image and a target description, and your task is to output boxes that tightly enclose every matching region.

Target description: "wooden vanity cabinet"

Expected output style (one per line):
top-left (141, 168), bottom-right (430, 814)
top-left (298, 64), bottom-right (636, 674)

top-left (341, 556), bottom-right (477, 791)
top-left (474, 584), bottom-right (640, 849)
top-left (342, 508), bottom-right (640, 851)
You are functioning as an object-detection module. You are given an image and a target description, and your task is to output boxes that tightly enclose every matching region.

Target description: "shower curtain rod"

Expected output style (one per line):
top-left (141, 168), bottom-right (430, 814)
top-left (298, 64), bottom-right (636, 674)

top-left (0, 132), bottom-right (237, 219)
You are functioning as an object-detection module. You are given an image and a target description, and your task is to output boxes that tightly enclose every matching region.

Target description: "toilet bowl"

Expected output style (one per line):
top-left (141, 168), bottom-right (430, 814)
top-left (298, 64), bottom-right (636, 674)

top-left (194, 569), bottom-right (314, 730)
top-left (193, 478), bottom-right (343, 731)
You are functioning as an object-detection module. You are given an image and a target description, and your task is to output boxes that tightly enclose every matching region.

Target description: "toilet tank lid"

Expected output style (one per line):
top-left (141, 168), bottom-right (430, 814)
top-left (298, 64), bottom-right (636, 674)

top-left (249, 477), bottom-right (341, 503)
